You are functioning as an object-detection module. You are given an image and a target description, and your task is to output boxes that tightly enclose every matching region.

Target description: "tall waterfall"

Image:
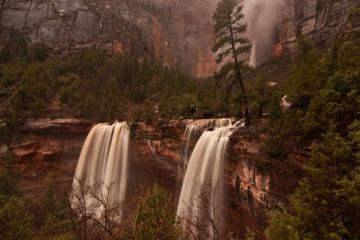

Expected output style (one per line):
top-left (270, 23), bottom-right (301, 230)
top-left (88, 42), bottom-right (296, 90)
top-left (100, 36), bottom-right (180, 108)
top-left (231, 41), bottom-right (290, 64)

top-left (71, 122), bottom-right (130, 218)
top-left (177, 119), bottom-right (242, 237)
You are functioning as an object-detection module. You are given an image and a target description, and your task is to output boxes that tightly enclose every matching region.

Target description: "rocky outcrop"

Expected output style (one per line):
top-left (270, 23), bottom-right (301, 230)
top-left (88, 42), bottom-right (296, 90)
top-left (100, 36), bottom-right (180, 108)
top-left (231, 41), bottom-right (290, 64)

top-left (227, 125), bottom-right (273, 207)
top-left (22, 118), bottom-right (92, 133)
top-left (0, 118), bottom-right (91, 198)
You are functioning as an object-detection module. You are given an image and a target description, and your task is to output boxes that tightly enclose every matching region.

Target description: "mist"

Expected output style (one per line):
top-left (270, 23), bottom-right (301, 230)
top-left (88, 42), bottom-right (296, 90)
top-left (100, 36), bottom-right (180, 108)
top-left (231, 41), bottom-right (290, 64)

top-left (138, 0), bottom-right (284, 69)
top-left (243, 0), bottom-right (284, 66)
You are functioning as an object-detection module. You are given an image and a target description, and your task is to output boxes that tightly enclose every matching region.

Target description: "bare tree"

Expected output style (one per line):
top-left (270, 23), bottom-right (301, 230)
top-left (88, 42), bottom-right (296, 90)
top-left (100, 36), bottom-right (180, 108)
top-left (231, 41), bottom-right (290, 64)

top-left (178, 183), bottom-right (224, 240)
top-left (70, 179), bottom-right (123, 240)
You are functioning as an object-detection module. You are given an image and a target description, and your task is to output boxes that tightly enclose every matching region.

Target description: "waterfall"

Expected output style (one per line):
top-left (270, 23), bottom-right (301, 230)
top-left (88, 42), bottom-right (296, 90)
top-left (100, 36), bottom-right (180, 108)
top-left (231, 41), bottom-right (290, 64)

top-left (182, 124), bottom-right (197, 168)
top-left (177, 119), bottom-right (242, 237)
top-left (71, 121), bottom-right (130, 218)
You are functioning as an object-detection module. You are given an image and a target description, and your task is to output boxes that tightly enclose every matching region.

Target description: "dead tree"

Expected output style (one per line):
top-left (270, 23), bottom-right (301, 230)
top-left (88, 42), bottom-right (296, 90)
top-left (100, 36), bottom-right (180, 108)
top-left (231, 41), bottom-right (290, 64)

top-left (70, 179), bottom-right (123, 240)
top-left (178, 183), bottom-right (224, 240)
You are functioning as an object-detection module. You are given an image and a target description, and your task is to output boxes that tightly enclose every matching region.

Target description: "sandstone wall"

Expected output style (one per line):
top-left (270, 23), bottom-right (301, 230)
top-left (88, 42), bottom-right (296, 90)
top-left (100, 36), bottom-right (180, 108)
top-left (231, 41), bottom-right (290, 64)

top-left (0, 0), bottom-right (218, 77)
top-left (277, 0), bottom-right (360, 56)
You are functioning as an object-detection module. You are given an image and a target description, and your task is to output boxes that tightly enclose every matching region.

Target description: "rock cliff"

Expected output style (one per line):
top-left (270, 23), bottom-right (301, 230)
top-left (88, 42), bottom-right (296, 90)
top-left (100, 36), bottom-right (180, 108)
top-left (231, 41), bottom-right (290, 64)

top-left (276, 0), bottom-right (360, 57)
top-left (0, 0), bottom-right (218, 78)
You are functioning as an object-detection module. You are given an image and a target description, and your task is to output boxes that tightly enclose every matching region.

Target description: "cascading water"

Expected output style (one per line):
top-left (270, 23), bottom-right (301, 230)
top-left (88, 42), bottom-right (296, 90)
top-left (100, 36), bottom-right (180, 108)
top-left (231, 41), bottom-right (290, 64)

top-left (177, 119), bottom-right (242, 237)
top-left (71, 121), bottom-right (130, 218)
top-left (182, 124), bottom-right (197, 168)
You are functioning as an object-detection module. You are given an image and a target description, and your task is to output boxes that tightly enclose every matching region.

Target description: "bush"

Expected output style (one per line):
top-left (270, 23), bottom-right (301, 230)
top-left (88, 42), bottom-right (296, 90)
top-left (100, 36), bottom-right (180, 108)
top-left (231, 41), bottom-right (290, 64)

top-left (0, 196), bottom-right (33, 240)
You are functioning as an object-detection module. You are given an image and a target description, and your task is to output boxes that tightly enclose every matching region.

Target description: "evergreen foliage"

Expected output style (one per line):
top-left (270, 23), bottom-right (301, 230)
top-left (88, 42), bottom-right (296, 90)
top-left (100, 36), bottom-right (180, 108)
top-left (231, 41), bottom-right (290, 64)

top-left (0, 31), bottom-right (197, 121)
top-left (123, 185), bottom-right (180, 239)
top-left (0, 196), bottom-right (33, 240)
top-left (212, 0), bottom-right (251, 125)
top-left (265, 31), bottom-right (360, 240)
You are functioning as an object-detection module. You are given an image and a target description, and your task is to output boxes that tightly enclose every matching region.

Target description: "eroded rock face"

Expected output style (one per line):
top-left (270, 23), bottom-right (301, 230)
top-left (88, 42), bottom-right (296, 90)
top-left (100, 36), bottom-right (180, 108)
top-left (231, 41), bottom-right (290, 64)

top-left (277, 0), bottom-right (360, 56)
top-left (22, 118), bottom-right (92, 134)
top-left (1, 0), bottom-right (357, 77)
top-left (0, 118), bottom-right (91, 198)
top-left (1, 0), bottom-right (148, 54)
top-left (0, 0), bottom-right (218, 77)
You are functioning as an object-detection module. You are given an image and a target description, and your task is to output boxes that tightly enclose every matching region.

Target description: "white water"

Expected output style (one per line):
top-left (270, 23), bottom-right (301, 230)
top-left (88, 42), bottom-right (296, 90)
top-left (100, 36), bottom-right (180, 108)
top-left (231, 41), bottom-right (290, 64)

top-left (177, 119), bottom-right (242, 236)
top-left (71, 121), bottom-right (130, 218)
top-left (182, 124), bottom-right (197, 168)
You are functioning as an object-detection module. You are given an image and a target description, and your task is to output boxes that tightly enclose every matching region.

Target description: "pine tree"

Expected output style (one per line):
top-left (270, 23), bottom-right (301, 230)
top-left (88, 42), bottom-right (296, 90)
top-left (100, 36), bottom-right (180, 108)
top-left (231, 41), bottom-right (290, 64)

top-left (265, 123), bottom-right (360, 239)
top-left (212, 0), bottom-right (251, 125)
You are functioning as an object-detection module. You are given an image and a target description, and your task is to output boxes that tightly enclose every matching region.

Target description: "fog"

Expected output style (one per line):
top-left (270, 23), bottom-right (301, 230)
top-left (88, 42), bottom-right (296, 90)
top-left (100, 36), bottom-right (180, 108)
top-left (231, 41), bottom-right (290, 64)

top-left (138, 0), bottom-right (284, 69)
top-left (243, 0), bottom-right (284, 66)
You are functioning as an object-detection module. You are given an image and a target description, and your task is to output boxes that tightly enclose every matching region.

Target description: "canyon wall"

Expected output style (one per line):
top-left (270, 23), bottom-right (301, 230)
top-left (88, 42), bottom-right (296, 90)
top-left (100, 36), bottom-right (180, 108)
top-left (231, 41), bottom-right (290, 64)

top-left (275, 0), bottom-right (360, 57)
top-left (0, 0), bottom-right (218, 78)
top-left (1, 0), bottom-right (357, 75)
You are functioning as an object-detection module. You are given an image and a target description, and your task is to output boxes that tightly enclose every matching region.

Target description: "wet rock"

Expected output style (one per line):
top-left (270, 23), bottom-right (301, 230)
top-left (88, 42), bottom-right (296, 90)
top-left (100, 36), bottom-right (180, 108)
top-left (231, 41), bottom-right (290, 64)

top-left (12, 141), bottom-right (39, 161)
top-left (37, 141), bottom-right (63, 162)
top-left (22, 118), bottom-right (92, 134)
top-left (0, 144), bottom-right (8, 159)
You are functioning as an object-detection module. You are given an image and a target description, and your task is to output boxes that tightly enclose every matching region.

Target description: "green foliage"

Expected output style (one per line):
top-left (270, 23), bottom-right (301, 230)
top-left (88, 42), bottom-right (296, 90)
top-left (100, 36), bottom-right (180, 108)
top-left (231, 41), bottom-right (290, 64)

top-left (124, 185), bottom-right (181, 239)
top-left (212, 0), bottom-right (251, 123)
top-left (263, 30), bottom-right (360, 240)
top-left (303, 38), bottom-right (360, 134)
top-left (265, 210), bottom-right (300, 240)
top-left (0, 43), bottom-right (11, 64)
top-left (266, 124), bottom-right (360, 239)
top-left (287, 38), bottom-right (321, 110)
top-left (350, 6), bottom-right (360, 27)
top-left (247, 74), bottom-right (273, 118)
top-left (28, 43), bottom-right (49, 62)
top-left (262, 34), bottom-right (360, 163)
top-left (212, 0), bottom-right (251, 65)
top-left (227, 232), bottom-right (239, 240)
top-left (261, 94), bottom-right (302, 159)
top-left (36, 184), bottom-right (76, 240)
top-left (0, 63), bottom-right (23, 88)
top-left (0, 44), bottom-right (196, 120)
top-left (283, 35), bottom-right (360, 136)
top-left (0, 155), bottom-right (19, 197)
top-left (12, 62), bottom-right (56, 114)
top-left (244, 228), bottom-right (256, 240)
top-left (0, 28), bottom-right (28, 63)
top-left (0, 195), bottom-right (33, 240)
top-left (0, 109), bottom-right (22, 145)
top-left (39, 214), bottom-right (76, 240)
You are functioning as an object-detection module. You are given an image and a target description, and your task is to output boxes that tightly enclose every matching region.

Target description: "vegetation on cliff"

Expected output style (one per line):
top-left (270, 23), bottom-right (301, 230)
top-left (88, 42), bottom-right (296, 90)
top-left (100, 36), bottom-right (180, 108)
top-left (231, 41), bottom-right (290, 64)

top-left (264, 31), bottom-right (360, 240)
top-left (0, 29), bottom-right (199, 124)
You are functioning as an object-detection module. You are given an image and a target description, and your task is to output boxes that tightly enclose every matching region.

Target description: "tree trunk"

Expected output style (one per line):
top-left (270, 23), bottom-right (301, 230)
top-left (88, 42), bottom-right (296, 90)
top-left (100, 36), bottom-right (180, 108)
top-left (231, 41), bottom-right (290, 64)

top-left (244, 107), bottom-right (250, 126)
top-left (223, 78), bottom-right (235, 115)
top-left (258, 104), bottom-right (263, 119)
top-left (228, 19), bottom-right (250, 126)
